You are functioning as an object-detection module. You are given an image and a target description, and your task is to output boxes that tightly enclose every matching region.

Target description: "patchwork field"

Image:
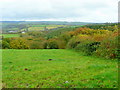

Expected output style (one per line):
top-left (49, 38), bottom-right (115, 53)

top-left (2, 49), bottom-right (118, 88)
top-left (1, 34), bottom-right (20, 38)
top-left (27, 25), bottom-right (68, 31)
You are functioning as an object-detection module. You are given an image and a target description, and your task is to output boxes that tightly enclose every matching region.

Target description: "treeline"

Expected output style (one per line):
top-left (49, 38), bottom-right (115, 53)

top-left (2, 24), bottom-right (119, 59)
top-left (85, 23), bottom-right (118, 31)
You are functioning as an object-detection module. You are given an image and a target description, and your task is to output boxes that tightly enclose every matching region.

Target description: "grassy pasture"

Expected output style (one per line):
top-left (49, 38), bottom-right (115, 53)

top-left (2, 49), bottom-right (118, 88)
top-left (1, 34), bottom-right (20, 38)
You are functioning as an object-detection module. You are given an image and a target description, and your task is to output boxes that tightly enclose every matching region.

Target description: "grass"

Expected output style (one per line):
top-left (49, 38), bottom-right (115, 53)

top-left (1, 34), bottom-right (20, 38)
top-left (2, 49), bottom-right (118, 88)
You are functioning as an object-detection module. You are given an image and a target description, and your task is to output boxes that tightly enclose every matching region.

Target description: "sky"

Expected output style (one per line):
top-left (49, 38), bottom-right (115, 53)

top-left (0, 0), bottom-right (119, 22)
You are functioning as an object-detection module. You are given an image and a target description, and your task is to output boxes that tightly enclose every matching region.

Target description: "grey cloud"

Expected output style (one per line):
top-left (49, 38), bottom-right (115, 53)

top-left (0, 0), bottom-right (118, 22)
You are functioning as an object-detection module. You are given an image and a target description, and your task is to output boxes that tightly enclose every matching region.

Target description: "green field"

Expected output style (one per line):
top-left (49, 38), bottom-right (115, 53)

top-left (2, 49), bottom-right (118, 88)
top-left (1, 34), bottom-right (19, 38)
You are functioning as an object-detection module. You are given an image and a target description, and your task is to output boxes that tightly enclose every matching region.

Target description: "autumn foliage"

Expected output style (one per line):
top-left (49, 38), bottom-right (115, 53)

top-left (2, 24), bottom-right (118, 59)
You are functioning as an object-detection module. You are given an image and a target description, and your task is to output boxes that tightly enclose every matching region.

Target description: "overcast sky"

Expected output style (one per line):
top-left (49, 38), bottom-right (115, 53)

top-left (0, 0), bottom-right (119, 22)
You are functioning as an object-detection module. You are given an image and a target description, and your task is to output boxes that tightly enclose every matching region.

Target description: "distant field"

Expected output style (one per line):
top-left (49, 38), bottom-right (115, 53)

top-left (1, 34), bottom-right (20, 38)
top-left (2, 49), bottom-right (118, 88)
top-left (28, 27), bottom-right (44, 31)
top-left (31, 25), bottom-right (67, 27)
top-left (28, 25), bottom-right (68, 31)
top-left (2, 24), bottom-right (83, 32)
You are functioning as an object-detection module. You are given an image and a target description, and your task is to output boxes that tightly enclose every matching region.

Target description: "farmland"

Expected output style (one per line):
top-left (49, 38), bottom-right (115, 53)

top-left (27, 25), bottom-right (69, 31)
top-left (1, 22), bottom-right (118, 88)
top-left (2, 49), bottom-right (118, 88)
top-left (2, 21), bottom-right (85, 33)
top-left (0, 34), bottom-right (20, 38)
top-left (1, 0), bottom-right (118, 88)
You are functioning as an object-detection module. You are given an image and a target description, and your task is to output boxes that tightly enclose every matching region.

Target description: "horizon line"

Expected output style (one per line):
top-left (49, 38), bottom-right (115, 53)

top-left (0, 20), bottom-right (117, 23)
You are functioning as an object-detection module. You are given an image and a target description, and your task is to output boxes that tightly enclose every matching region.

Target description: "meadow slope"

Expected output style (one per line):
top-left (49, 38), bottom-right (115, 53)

top-left (2, 49), bottom-right (118, 88)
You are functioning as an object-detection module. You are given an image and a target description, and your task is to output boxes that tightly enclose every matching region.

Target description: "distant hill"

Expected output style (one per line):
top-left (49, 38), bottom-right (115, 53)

top-left (1, 21), bottom-right (93, 25)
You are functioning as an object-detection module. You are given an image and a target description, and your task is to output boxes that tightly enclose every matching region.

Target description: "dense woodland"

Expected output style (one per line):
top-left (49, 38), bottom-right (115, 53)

top-left (1, 23), bottom-right (119, 59)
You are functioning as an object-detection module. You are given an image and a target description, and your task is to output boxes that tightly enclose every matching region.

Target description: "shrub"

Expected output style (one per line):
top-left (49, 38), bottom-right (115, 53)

top-left (46, 38), bottom-right (66, 49)
top-left (10, 38), bottom-right (29, 49)
top-left (2, 38), bottom-right (12, 49)
top-left (76, 41), bottom-right (100, 55)
top-left (67, 35), bottom-right (100, 55)
top-left (94, 36), bottom-right (119, 59)
top-left (66, 37), bottom-right (80, 49)
top-left (2, 40), bottom-right (10, 49)
top-left (2, 38), bottom-right (11, 43)
top-left (28, 39), bottom-right (47, 49)
top-left (0, 41), bottom-right (2, 49)
top-left (67, 35), bottom-right (92, 49)
top-left (29, 41), bottom-right (44, 49)
top-left (43, 41), bottom-right (48, 49)
top-left (59, 33), bottom-right (72, 43)
top-left (47, 39), bottom-right (59, 49)
top-left (57, 39), bottom-right (66, 49)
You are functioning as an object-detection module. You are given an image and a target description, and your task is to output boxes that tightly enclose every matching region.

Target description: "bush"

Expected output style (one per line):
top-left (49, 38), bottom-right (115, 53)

top-left (28, 41), bottom-right (46, 49)
top-left (67, 35), bottom-right (92, 49)
top-left (2, 40), bottom-right (10, 49)
top-left (57, 39), bottom-right (66, 49)
top-left (2, 38), bottom-right (11, 49)
top-left (67, 35), bottom-right (100, 55)
top-left (47, 39), bottom-right (59, 49)
top-left (43, 41), bottom-right (48, 49)
top-left (0, 41), bottom-right (2, 49)
top-left (66, 37), bottom-right (80, 49)
top-left (76, 41), bottom-right (100, 55)
top-left (59, 33), bottom-right (72, 43)
top-left (10, 38), bottom-right (29, 49)
top-left (94, 36), bottom-right (119, 59)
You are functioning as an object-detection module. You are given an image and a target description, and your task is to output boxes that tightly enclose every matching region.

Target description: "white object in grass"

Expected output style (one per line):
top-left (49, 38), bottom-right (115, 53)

top-left (65, 81), bottom-right (69, 83)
